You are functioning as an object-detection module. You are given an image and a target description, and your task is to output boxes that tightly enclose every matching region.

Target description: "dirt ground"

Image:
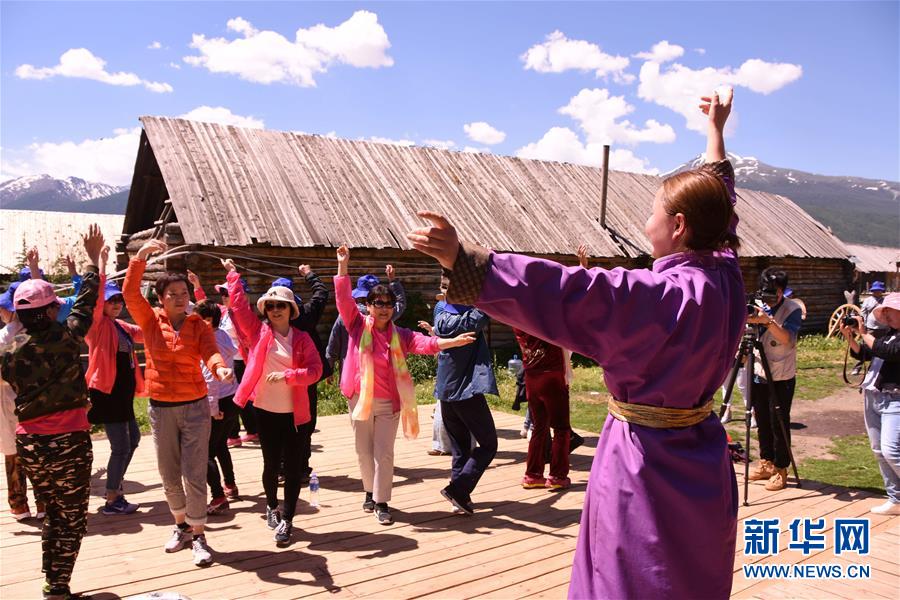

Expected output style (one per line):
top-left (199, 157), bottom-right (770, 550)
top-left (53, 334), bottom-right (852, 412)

top-left (771, 385), bottom-right (866, 461)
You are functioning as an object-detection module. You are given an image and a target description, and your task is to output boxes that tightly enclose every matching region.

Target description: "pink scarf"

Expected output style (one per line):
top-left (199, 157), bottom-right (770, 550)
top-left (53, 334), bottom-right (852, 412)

top-left (353, 316), bottom-right (419, 439)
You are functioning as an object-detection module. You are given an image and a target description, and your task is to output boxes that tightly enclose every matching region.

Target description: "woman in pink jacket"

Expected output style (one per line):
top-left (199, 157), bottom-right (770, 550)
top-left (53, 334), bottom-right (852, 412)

top-left (334, 245), bottom-right (475, 525)
top-left (225, 259), bottom-right (322, 547)
top-left (85, 248), bottom-right (145, 516)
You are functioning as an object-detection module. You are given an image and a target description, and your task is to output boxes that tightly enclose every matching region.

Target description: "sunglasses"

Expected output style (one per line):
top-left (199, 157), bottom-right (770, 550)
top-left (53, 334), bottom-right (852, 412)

top-left (369, 300), bottom-right (394, 309)
top-left (264, 301), bottom-right (289, 312)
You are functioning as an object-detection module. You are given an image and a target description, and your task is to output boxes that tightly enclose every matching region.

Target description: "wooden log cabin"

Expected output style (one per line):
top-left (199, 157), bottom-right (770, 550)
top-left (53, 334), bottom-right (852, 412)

top-left (119, 117), bottom-right (853, 348)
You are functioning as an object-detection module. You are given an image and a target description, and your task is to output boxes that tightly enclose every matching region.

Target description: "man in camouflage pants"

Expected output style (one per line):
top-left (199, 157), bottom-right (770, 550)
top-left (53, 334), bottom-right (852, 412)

top-left (1, 224), bottom-right (104, 599)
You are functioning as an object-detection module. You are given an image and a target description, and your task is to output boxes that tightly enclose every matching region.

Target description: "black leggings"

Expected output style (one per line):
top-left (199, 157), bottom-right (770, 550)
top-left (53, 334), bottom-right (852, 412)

top-left (255, 407), bottom-right (311, 522)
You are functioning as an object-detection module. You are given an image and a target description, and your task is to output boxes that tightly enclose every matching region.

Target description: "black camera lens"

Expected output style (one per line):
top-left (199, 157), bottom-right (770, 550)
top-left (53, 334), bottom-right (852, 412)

top-left (841, 315), bottom-right (858, 327)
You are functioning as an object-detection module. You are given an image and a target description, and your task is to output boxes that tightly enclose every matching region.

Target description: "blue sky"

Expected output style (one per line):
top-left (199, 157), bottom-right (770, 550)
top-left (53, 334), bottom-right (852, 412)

top-left (2, 1), bottom-right (897, 185)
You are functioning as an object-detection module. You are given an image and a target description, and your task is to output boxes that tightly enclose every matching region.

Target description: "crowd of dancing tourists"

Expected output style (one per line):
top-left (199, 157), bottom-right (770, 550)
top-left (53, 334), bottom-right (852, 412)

top-left (3, 89), bottom-right (898, 600)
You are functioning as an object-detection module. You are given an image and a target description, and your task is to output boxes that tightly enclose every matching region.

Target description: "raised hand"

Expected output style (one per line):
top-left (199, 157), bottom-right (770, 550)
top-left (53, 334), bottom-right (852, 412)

top-left (137, 239), bottom-right (167, 261)
top-left (336, 245), bottom-right (349, 276)
top-left (298, 264), bottom-right (311, 277)
top-left (576, 243), bottom-right (589, 268)
top-left (385, 264), bottom-right (395, 281)
top-left (699, 86), bottom-right (733, 132)
top-left (418, 320), bottom-right (434, 336)
top-left (406, 211), bottom-right (460, 270)
top-left (99, 246), bottom-right (110, 275)
top-left (220, 258), bottom-right (236, 273)
top-left (65, 254), bottom-right (77, 276)
top-left (82, 223), bottom-right (105, 267)
top-left (186, 270), bottom-right (201, 288)
top-left (26, 246), bottom-right (40, 278)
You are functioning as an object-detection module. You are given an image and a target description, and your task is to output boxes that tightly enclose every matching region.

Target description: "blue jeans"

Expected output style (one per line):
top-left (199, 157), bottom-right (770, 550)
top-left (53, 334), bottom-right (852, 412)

top-left (863, 389), bottom-right (900, 503)
top-left (104, 419), bottom-right (140, 493)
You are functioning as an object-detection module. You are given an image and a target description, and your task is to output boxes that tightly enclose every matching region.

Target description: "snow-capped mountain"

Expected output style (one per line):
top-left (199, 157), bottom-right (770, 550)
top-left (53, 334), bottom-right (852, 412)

top-left (665, 153), bottom-right (899, 247)
top-left (0, 175), bottom-right (128, 214)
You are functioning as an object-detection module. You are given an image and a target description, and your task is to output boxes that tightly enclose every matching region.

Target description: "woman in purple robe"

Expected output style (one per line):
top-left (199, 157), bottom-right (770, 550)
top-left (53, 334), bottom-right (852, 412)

top-left (408, 89), bottom-right (744, 599)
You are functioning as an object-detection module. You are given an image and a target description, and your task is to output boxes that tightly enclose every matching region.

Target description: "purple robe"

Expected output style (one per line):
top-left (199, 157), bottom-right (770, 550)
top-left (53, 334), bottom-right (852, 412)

top-left (473, 249), bottom-right (745, 599)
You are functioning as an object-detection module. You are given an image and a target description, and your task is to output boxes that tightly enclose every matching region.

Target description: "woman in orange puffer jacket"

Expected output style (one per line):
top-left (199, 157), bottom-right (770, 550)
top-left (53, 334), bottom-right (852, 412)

top-left (123, 239), bottom-right (233, 568)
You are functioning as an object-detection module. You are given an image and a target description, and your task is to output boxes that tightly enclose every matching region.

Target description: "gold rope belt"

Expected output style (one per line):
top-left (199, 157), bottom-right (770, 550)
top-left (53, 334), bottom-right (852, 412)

top-left (607, 398), bottom-right (714, 429)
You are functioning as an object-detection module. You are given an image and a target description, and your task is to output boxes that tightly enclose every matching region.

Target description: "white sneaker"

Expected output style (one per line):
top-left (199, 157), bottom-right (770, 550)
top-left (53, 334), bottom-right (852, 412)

top-left (11, 509), bottom-right (31, 521)
top-left (720, 405), bottom-right (732, 424)
top-left (192, 534), bottom-right (213, 566)
top-left (164, 526), bottom-right (191, 553)
top-left (870, 500), bottom-right (900, 515)
top-left (34, 511), bottom-right (46, 520)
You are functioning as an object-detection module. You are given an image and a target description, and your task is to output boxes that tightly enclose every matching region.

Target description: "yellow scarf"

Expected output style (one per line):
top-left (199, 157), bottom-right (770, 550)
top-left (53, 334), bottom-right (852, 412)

top-left (353, 316), bottom-right (419, 439)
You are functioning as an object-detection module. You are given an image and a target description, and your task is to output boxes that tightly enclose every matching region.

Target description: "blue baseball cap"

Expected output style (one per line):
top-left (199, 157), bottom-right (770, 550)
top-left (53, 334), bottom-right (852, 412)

top-left (272, 277), bottom-right (293, 290)
top-left (0, 282), bottom-right (21, 312)
top-left (18, 266), bottom-right (46, 281)
top-left (352, 274), bottom-right (381, 299)
top-left (104, 280), bottom-right (124, 301)
top-left (871, 281), bottom-right (886, 292)
top-left (784, 287), bottom-right (794, 298)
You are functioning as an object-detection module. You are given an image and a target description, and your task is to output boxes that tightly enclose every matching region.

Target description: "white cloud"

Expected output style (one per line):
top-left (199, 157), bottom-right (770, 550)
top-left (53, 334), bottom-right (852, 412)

top-left (637, 57), bottom-right (802, 132)
top-left (184, 10), bottom-right (393, 87)
top-left (15, 48), bottom-right (173, 93)
top-left (695, 48), bottom-right (706, 56)
top-left (633, 40), bottom-right (684, 64)
top-left (463, 122), bottom-right (506, 145)
top-left (1, 107), bottom-right (264, 184)
top-left (168, 62), bottom-right (181, 70)
top-left (179, 106), bottom-right (265, 129)
top-left (559, 88), bottom-right (676, 146)
top-left (462, 146), bottom-right (491, 154)
top-left (423, 139), bottom-right (456, 150)
top-left (148, 41), bottom-right (162, 50)
top-left (521, 31), bottom-right (630, 80)
top-left (1, 127), bottom-right (141, 185)
top-left (515, 127), bottom-right (658, 174)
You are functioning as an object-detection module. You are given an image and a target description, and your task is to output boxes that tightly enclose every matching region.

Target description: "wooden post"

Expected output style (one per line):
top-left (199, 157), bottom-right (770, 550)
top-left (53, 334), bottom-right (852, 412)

top-left (600, 144), bottom-right (610, 229)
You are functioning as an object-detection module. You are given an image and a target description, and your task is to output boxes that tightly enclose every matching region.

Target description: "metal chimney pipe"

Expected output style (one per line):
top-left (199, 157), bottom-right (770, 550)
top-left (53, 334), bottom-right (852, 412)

top-left (600, 144), bottom-right (610, 229)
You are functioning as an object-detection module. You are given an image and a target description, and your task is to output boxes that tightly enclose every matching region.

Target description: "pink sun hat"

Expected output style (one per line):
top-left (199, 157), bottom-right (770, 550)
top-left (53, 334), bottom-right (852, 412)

top-left (13, 279), bottom-right (62, 310)
top-left (873, 292), bottom-right (900, 325)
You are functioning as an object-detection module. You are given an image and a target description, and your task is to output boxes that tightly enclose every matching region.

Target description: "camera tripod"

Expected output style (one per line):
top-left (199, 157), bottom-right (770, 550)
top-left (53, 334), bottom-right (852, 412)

top-left (719, 325), bottom-right (802, 506)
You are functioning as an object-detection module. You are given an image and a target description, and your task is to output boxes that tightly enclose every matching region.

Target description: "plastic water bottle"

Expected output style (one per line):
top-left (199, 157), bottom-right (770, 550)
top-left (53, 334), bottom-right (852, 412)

top-left (309, 472), bottom-right (320, 508)
top-left (507, 354), bottom-right (523, 376)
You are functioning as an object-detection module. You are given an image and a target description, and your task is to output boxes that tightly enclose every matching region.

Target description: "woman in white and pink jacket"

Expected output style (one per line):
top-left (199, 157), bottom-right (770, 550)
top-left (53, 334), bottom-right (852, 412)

top-left (225, 259), bottom-right (322, 547)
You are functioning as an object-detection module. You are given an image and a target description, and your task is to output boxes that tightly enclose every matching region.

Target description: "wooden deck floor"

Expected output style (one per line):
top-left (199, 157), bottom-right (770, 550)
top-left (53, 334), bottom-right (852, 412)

top-left (1, 407), bottom-right (897, 599)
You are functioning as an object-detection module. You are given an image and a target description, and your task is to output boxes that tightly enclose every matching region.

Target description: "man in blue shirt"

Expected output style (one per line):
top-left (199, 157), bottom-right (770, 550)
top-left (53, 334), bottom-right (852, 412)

top-left (746, 268), bottom-right (803, 492)
top-left (433, 303), bottom-right (498, 514)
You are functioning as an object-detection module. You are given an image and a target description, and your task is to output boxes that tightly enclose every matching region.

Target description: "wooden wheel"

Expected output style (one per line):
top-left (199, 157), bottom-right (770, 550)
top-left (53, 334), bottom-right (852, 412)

top-left (828, 304), bottom-right (862, 337)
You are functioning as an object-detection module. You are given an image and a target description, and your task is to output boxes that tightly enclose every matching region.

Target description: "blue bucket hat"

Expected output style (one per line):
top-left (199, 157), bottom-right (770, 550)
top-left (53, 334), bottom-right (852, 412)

top-left (0, 282), bottom-right (21, 312)
top-left (442, 303), bottom-right (470, 315)
top-left (352, 274), bottom-right (381, 300)
top-left (18, 266), bottom-right (46, 281)
top-left (871, 281), bottom-right (886, 292)
top-left (103, 280), bottom-right (124, 301)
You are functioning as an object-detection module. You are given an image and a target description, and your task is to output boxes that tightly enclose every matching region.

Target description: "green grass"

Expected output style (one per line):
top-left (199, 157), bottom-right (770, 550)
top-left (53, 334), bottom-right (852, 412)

top-left (798, 435), bottom-right (885, 494)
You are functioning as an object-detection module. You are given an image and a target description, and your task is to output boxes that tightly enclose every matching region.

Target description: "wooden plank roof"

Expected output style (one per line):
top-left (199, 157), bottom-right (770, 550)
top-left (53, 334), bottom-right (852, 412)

top-left (846, 243), bottom-right (900, 273)
top-left (134, 116), bottom-right (849, 260)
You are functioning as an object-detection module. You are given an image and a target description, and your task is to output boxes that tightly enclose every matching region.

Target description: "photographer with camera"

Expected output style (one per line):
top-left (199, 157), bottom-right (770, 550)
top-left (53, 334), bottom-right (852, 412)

top-left (842, 293), bottom-right (900, 515)
top-left (746, 268), bottom-right (803, 491)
